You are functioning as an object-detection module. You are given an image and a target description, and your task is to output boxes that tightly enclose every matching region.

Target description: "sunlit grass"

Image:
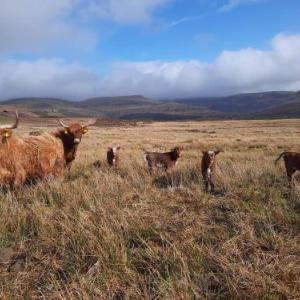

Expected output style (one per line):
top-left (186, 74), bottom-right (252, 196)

top-left (0, 119), bottom-right (299, 299)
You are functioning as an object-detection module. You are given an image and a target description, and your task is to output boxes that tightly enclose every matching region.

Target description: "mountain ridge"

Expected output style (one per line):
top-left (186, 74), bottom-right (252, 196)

top-left (0, 91), bottom-right (299, 120)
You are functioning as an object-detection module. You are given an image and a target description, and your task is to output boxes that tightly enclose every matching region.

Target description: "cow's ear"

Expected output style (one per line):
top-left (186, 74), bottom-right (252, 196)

top-left (82, 127), bottom-right (88, 134)
top-left (1, 130), bottom-right (11, 138)
top-left (214, 149), bottom-right (221, 155)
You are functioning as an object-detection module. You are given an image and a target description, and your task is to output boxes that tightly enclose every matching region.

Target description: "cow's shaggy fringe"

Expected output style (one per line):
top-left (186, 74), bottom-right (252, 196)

top-left (0, 119), bottom-right (299, 299)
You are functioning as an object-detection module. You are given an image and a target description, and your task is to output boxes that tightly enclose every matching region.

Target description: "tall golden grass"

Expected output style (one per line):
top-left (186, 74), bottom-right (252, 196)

top-left (0, 119), bottom-right (299, 299)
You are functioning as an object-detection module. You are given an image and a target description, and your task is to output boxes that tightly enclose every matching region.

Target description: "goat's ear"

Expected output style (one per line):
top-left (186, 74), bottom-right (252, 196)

top-left (117, 146), bottom-right (121, 150)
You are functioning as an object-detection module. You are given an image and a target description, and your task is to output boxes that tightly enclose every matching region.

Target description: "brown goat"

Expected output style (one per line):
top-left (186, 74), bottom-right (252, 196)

top-left (275, 151), bottom-right (300, 186)
top-left (144, 146), bottom-right (183, 173)
top-left (201, 149), bottom-right (221, 192)
top-left (107, 146), bottom-right (121, 167)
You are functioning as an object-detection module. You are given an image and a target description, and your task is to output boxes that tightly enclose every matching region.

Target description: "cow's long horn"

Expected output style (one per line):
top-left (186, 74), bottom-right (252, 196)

top-left (82, 118), bottom-right (97, 127)
top-left (58, 119), bottom-right (69, 128)
top-left (0, 110), bottom-right (19, 129)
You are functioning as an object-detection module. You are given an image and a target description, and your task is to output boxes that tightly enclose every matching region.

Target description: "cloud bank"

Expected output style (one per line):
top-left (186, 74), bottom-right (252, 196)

top-left (0, 0), bottom-right (172, 53)
top-left (0, 0), bottom-right (98, 52)
top-left (0, 33), bottom-right (300, 100)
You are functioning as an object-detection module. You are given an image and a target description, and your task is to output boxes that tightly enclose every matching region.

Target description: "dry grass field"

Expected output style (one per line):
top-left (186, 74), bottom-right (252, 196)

top-left (0, 119), bottom-right (299, 299)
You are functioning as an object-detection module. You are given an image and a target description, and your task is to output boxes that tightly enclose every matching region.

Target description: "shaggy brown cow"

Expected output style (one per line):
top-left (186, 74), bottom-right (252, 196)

top-left (23, 119), bottom-right (96, 182)
top-left (107, 146), bottom-right (121, 167)
top-left (201, 149), bottom-right (221, 192)
top-left (275, 151), bottom-right (300, 186)
top-left (0, 117), bottom-right (95, 188)
top-left (51, 119), bottom-right (96, 170)
top-left (144, 146), bottom-right (183, 173)
top-left (0, 111), bottom-right (29, 187)
top-left (29, 130), bottom-right (44, 136)
top-left (0, 111), bottom-right (18, 144)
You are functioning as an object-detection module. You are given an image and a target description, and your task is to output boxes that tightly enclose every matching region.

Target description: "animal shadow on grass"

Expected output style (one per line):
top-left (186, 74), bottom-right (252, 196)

top-left (93, 160), bottom-right (102, 168)
top-left (208, 188), bottom-right (226, 197)
top-left (153, 171), bottom-right (182, 189)
top-left (92, 159), bottom-right (129, 178)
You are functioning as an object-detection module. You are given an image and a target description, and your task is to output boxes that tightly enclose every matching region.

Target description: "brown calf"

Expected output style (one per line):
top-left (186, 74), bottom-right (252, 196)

top-left (275, 151), bottom-right (300, 186)
top-left (107, 146), bottom-right (121, 167)
top-left (201, 149), bottom-right (221, 192)
top-left (144, 146), bottom-right (183, 173)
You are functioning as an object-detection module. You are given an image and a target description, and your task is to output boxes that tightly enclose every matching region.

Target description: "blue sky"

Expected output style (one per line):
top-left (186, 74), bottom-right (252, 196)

top-left (0, 0), bottom-right (300, 100)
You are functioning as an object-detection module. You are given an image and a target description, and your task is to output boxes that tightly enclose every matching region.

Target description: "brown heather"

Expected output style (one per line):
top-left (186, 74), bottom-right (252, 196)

top-left (0, 119), bottom-right (299, 299)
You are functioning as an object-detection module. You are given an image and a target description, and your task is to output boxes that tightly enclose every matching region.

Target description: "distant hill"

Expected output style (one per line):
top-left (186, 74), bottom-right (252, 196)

top-left (171, 91), bottom-right (299, 117)
top-left (0, 95), bottom-right (220, 121)
top-left (0, 91), bottom-right (299, 120)
top-left (0, 97), bottom-right (100, 118)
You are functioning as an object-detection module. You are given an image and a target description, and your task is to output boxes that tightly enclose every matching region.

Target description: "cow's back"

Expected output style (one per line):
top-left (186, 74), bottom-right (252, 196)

top-left (24, 133), bottom-right (66, 180)
top-left (0, 137), bottom-right (27, 186)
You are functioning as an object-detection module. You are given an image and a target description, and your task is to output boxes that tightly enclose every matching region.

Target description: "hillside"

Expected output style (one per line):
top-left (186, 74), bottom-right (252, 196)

top-left (172, 91), bottom-right (300, 117)
top-left (0, 97), bottom-right (101, 118)
top-left (0, 95), bottom-right (220, 121)
top-left (0, 91), bottom-right (300, 120)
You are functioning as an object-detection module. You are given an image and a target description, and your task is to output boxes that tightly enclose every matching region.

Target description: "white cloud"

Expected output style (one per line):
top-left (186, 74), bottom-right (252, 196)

top-left (0, 59), bottom-right (100, 100)
top-left (0, 0), bottom-right (96, 52)
top-left (219, 0), bottom-right (262, 12)
top-left (99, 33), bottom-right (300, 98)
top-left (0, 0), bottom-right (172, 53)
top-left (0, 33), bottom-right (300, 100)
top-left (84, 0), bottom-right (171, 24)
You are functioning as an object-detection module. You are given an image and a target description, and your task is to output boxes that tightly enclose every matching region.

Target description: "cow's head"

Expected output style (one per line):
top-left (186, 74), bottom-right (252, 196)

top-left (0, 111), bottom-right (19, 144)
top-left (172, 146), bottom-right (184, 158)
top-left (202, 149), bottom-right (222, 168)
top-left (57, 119), bottom-right (96, 146)
top-left (108, 146), bottom-right (121, 155)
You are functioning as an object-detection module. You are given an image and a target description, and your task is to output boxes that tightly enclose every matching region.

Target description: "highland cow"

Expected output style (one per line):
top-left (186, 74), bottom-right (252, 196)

top-left (0, 116), bottom-right (95, 188)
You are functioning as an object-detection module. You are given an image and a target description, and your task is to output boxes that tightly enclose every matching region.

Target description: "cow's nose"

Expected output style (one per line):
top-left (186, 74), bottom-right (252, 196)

top-left (74, 138), bottom-right (80, 144)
